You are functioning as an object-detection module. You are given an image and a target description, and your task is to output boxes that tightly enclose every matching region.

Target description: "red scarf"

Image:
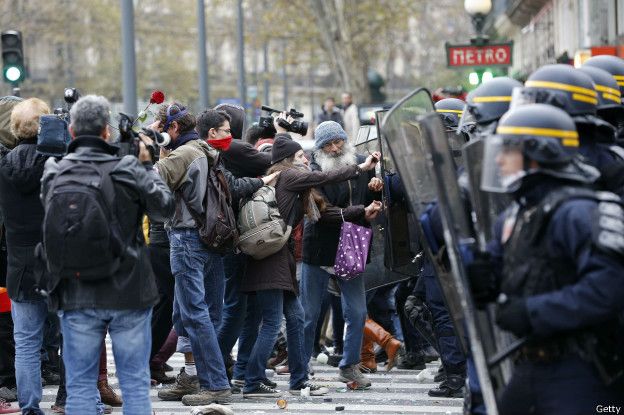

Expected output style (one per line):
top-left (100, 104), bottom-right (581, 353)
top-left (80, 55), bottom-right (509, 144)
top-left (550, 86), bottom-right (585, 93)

top-left (207, 135), bottom-right (233, 151)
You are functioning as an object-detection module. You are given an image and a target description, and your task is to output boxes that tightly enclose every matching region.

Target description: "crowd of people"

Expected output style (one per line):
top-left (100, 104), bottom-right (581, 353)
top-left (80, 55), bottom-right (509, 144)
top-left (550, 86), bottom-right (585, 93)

top-left (0, 55), bottom-right (623, 415)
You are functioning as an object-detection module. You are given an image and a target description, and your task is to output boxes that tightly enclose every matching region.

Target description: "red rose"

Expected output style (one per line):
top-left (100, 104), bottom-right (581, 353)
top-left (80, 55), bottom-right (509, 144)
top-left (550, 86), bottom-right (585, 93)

top-left (150, 90), bottom-right (165, 104)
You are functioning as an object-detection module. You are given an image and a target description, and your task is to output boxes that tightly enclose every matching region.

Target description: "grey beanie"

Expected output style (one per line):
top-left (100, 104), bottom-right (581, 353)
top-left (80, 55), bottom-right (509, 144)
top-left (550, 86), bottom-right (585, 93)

top-left (314, 121), bottom-right (347, 149)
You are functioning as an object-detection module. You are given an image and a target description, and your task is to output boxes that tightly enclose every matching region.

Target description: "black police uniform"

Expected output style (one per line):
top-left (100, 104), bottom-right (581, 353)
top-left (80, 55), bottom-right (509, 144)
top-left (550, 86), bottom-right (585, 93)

top-left (480, 105), bottom-right (624, 414)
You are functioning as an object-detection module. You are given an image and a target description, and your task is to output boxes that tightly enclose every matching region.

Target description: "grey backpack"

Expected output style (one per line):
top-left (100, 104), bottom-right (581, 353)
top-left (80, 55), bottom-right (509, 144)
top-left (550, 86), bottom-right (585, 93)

top-left (237, 185), bottom-right (292, 259)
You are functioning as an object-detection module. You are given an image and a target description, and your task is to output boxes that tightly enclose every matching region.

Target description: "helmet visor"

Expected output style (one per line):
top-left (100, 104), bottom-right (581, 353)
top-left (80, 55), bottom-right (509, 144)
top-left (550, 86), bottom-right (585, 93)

top-left (481, 135), bottom-right (526, 193)
top-left (510, 87), bottom-right (569, 112)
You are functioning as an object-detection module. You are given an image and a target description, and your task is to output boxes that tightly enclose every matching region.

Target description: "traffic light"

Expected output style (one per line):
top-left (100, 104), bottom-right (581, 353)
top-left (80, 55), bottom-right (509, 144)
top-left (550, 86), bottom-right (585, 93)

top-left (468, 69), bottom-right (493, 86)
top-left (2, 30), bottom-right (25, 85)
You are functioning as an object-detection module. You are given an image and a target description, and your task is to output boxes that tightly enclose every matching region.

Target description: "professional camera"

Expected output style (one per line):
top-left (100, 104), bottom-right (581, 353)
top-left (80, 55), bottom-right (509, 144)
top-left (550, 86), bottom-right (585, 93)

top-left (117, 112), bottom-right (159, 161)
top-left (259, 105), bottom-right (308, 136)
top-left (37, 88), bottom-right (81, 157)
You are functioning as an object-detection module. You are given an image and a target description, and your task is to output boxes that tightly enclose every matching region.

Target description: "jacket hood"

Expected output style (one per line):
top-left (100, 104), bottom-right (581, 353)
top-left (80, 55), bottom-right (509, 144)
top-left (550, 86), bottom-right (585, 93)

top-left (0, 96), bottom-right (23, 150)
top-left (0, 139), bottom-right (46, 194)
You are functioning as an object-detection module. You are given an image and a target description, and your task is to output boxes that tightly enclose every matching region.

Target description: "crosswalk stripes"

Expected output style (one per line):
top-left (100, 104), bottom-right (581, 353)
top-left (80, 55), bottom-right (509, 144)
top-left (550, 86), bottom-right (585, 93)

top-left (40, 338), bottom-right (463, 414)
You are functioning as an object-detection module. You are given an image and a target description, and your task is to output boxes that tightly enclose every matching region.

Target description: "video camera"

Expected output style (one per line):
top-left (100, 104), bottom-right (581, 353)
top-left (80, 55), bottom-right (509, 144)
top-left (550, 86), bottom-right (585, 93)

top-left (258, 105), bottom-right (308, 136)
top-left (37, 88), bottom-right (81, 157)
top-left (117, 112), bottom-right (160, 161)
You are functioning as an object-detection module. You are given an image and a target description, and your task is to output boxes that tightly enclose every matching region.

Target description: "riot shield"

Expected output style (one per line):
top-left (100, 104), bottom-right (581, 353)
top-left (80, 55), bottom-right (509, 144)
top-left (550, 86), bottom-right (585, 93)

top-left (380, 88), bottom-right (469, 358)
top-left (353, 121), bottom-right (415, 291)
top-left (418, 113), bottom-right (501, 415)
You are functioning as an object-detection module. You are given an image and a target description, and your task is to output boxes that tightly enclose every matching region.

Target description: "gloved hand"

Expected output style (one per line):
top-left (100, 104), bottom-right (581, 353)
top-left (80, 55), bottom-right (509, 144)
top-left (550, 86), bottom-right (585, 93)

top-left (466, 252), bottom-right (499, 308)
top-left (496, 296), bottom-right (532, 338)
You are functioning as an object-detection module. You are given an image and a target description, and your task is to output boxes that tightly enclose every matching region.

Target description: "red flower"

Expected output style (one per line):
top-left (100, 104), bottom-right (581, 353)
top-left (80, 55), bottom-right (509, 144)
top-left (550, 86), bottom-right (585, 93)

top-left (150, 90), bottom-right (165, 104)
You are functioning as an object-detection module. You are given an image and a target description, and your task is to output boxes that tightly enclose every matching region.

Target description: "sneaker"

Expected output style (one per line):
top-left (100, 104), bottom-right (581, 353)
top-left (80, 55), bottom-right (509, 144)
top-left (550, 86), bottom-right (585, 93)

top-left (261, 378), bottom-right (277, 389)
top-left (428, 374), bottom-right (464, 398)
top-left (0, 402), bottom-right (19, 414)
top-left (181, 388), bottom-right (232, 406)
top-left (51, 404), bottom-right (111, 414)
top-left (275, 365), bottom-right (290, 375)
top-left (289, 382), bottom-right (329, 396)
top-left (157, 368), bottom-right (200, 401)
top-left (163, 363), bottom-right (174, 372)
top-left (243, 383), bottom-right (281, 398)
top-left (396, 351), bottom-right (426, 370)
top-left (327, 354), bottom-right (342, 367)
top-left (231, 378), bottom-right (245, 394)
top-left (337, 365), bottom-right (371, 388)
top-left (41, 367), bottom-right (61, 386)
top-left (0, 386), bottom-right (17, 402)
top-left (151, 367), bottom-right (176, 384)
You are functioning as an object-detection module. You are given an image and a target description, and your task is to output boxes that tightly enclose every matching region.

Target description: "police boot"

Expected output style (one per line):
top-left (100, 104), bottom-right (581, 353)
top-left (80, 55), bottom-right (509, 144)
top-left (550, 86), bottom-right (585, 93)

top-left (359, 332), bottom-right (377, 373)
top-left (364, 318), bottom-right (403, 371)
top-left (428, 372), bottom-right (464, 398)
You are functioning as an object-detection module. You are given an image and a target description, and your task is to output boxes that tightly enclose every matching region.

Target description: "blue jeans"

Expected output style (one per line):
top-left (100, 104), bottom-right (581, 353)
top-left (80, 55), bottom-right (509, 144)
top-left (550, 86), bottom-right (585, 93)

top-left (244, 290), bottom-right (307, 391)
top-left (300, 263), bottom-right (367, 368)
top-left (60, 308), bottom-right (152, 415)
top-left (12, 299), bottom-right (47, 414)
top-left (170, 229), bottom-right (229, 390)
top-left (217, 252), bottom-right (248, 363)
top-left (232, 294), bottom-right (260, 381)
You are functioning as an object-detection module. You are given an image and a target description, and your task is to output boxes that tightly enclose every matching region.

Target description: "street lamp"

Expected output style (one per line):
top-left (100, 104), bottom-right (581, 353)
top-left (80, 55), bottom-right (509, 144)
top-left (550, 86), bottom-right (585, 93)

top-left (465, 0), bottom-right (492, 43)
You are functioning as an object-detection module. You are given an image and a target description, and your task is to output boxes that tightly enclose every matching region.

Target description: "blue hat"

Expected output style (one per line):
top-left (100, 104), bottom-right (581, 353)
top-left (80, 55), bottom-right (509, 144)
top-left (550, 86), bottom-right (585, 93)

top-left (314, 121), bottom-right (347, 149)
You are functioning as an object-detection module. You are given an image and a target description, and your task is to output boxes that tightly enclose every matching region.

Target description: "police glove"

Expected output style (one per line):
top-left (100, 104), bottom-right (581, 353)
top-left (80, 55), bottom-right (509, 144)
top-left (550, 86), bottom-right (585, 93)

top-left (466, 252), bottom-right (498, 308)
top-left (404, 294), bottom-right (426, 326)
top-left (496, 296), bottom-right (532, 338)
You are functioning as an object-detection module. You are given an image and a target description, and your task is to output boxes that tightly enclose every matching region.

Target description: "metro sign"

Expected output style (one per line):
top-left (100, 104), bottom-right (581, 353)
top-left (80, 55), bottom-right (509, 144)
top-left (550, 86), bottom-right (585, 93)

top-left (446, 42), bottom-right (513, 68)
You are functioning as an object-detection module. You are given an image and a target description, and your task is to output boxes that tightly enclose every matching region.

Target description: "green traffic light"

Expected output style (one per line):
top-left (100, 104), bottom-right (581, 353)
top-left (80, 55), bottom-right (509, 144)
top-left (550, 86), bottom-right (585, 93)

top-left (4, 66), bottom-right (21, 82)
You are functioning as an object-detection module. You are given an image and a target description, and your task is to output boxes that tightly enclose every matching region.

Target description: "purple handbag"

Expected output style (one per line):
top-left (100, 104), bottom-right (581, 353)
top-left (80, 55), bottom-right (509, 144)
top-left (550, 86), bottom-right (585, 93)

top-left (334, 210), bottom-right (373, 280)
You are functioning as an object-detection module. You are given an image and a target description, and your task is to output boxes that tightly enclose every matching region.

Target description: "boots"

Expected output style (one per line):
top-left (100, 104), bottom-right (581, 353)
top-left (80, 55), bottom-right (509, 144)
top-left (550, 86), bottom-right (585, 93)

top-left (363, 318), bottom-right (403, 371)
top-left (97, 379), bottom-right (123, 407)
top-left (359, 332), bottom-right (377, 373)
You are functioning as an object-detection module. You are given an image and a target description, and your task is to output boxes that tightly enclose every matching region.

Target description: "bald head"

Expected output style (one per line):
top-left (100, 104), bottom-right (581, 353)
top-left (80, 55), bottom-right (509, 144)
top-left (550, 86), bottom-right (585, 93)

top-left (10, 98), bottom-right (50, 141)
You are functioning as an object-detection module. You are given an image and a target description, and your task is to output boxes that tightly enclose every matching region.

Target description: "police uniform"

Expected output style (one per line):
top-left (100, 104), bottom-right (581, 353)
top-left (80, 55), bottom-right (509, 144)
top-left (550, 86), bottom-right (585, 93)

top-left (478, 104), bottom-right (624, 414)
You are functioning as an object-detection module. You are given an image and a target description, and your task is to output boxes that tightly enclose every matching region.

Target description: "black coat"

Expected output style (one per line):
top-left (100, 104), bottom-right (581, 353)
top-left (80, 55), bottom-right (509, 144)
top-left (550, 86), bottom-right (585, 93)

top-left (302, 154), bottom-right (377, 266)
top-left (40, 136), bottom-right (175, 311)
top-left (0, 138), bottom-right (48, 301)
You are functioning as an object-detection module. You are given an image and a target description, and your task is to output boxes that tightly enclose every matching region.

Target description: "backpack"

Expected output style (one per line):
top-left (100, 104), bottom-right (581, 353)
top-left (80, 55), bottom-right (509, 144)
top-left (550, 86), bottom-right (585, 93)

top-left (182, 162), bottom-right (238, 253)
top-left (237, 185), bottom-right (292, 260)
top-left (43, 158), bottom-right (125, 281)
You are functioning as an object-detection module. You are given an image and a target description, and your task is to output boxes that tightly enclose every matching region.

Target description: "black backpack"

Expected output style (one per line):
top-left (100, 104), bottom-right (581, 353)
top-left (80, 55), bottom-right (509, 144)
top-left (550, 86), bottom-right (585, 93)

top-left (43, 158), bottom-right (125, 280)
top-left (182, 161), bottom-right (238, 254)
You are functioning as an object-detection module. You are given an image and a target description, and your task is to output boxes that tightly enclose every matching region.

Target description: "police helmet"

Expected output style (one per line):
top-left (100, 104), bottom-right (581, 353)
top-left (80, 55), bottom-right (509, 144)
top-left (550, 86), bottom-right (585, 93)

top-left (513, 64), bottom-right (597, 116)
top-left (578, 65), bottom-right (622, 112)
top-left (464, 77), bottom-right (523, 125)
top-left (583, 55), bottom-right (624, 101)
top-left (481, 104), bottom-right (598, 193)
top-left (435, 98), bottom-right (465, 129)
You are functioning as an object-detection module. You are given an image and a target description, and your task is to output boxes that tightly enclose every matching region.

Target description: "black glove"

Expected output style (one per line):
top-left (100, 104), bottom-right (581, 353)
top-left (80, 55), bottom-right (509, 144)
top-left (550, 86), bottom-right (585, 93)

top-left (466, 252), bottom-right (499, 307)
top-left (496, 297), bottom-right (532, 338)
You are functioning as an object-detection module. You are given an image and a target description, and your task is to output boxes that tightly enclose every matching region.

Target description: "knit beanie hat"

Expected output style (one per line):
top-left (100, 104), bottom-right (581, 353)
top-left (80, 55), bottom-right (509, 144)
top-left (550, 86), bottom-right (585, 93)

top-left (271, 133), bottom-right (302, 164)
top-left (314, 121), bottom-right (347, 149)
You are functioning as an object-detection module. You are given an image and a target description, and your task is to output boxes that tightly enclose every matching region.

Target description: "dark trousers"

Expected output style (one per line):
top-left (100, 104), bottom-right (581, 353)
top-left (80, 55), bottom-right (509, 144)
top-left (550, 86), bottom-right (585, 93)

top-left (0, 311), bottom-right (15, 388)
top-left (313, 291), bottom-right (345, 354)
top-left (395, 279), bottom-right (425, 353)
top-left (148, 245), bottom-right (174, 362)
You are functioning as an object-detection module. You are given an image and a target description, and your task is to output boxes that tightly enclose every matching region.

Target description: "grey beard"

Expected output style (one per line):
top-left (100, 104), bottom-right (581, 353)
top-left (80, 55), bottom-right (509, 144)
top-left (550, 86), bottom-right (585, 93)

top-left (314, 144), bottom-right (357, 172)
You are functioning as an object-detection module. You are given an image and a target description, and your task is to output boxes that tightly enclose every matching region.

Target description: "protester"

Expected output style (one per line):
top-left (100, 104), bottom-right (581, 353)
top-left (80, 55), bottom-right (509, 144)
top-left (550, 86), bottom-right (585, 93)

top-left (341, 92), bottom-right (360, 144)
top-left (40, 95), bottom-right (174, 415)
top-left (316, 97), bottom-right (344, 128)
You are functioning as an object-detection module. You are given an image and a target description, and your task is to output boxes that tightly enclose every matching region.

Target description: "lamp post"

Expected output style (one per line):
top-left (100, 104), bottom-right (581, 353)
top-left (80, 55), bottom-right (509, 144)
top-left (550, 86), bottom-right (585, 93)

top-left (464, 0), bottom-right (492, 44)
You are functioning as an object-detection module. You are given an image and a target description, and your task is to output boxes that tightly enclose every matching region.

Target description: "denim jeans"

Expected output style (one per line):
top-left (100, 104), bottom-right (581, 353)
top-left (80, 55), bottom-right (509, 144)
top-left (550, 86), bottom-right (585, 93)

top-left (244, 290), bottom-right (307, 391)
top-left (232, 294), bottom-right (260, 381)
top-left (169, 229), bottom-right (229, 390)
top-left (217, 252), bottom-right (248, 363)
top-left (300, 263), bottom-right (367, 368)
top-left (60, 308), bottom-right (152, 415)
top-left (12, 299), bottom-right (47, 414)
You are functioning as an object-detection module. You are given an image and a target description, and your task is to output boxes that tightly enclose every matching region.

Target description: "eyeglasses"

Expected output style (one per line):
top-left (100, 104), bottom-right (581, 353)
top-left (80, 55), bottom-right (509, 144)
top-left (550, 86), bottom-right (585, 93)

top-left (217, 128), bottom-right (231, 134)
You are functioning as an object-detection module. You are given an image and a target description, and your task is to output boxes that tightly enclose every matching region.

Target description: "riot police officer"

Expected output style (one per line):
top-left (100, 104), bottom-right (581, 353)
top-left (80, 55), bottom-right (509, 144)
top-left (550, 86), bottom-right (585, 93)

top-left (512, 63), bottom-right (624, 196)
top-left (475, 104), bottom-right (624, 414)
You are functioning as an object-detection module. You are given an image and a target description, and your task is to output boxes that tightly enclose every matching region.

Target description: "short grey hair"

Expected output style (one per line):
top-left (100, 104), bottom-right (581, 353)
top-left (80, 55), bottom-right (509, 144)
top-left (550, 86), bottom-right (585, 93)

top-left (69, 95), bottom-right (110, 137)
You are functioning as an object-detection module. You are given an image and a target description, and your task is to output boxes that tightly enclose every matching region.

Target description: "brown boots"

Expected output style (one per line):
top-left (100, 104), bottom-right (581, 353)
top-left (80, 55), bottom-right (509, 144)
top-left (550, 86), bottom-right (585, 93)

top-left (360, 318), bottom-right (403, 372)
top-left (97, 379), bottom-right (122, 407)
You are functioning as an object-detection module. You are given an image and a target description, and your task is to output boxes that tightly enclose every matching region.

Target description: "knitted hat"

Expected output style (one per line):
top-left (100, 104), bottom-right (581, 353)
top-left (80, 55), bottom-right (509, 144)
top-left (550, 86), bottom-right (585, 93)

top-left (314, 121), bottom-right (347, 149)
top-left (271, 133), bottom-right (302, 164)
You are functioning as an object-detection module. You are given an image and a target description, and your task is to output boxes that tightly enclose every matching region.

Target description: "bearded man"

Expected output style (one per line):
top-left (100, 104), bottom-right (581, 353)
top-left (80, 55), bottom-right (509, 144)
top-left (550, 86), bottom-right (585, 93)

top-left (300, 121), bottom-right (383, 387)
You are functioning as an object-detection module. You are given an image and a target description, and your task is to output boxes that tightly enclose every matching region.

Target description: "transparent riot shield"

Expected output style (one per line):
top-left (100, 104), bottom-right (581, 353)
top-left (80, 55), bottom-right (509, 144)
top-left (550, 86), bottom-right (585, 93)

top-left (380, 88), bottom-right (470, 357)
top-left (353, 120), bottom-right (415, 291)
top-left (419, 113), bottom-right (501, 415)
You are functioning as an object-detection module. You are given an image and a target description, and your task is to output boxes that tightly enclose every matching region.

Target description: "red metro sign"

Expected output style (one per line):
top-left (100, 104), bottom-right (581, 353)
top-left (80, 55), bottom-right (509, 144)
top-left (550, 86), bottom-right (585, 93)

top-left (446, 42), bottom-right (513, 67)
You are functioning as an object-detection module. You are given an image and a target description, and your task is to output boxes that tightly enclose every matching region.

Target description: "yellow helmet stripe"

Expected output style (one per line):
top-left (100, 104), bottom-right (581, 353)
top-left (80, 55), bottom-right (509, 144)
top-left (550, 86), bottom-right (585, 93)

top-left (436, 109), bottom-right (463, 114)
top-left (595, 84), bottom-right (621, 97)
top-left (472, 96), bottom-right (512, 103)
top-left (572, 93), bottom-right (598, 105)
top-left (525, 80), bottom-right (598, 98)
top-left (497, 125), bottom-right (579, 147)
top-left (617, 81), bottom-right (624, 87)
top-left (603, 92), bottom-right (621, 103)
top-left (613, 75), bottom-right (624, 81)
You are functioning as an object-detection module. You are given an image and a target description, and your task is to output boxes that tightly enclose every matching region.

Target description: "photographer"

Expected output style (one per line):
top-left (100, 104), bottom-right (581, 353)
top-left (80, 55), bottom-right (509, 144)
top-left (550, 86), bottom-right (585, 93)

top-left (0, 97), bottom-right (51, 414)
top-left (40, 95), bottom-right (174, 415)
